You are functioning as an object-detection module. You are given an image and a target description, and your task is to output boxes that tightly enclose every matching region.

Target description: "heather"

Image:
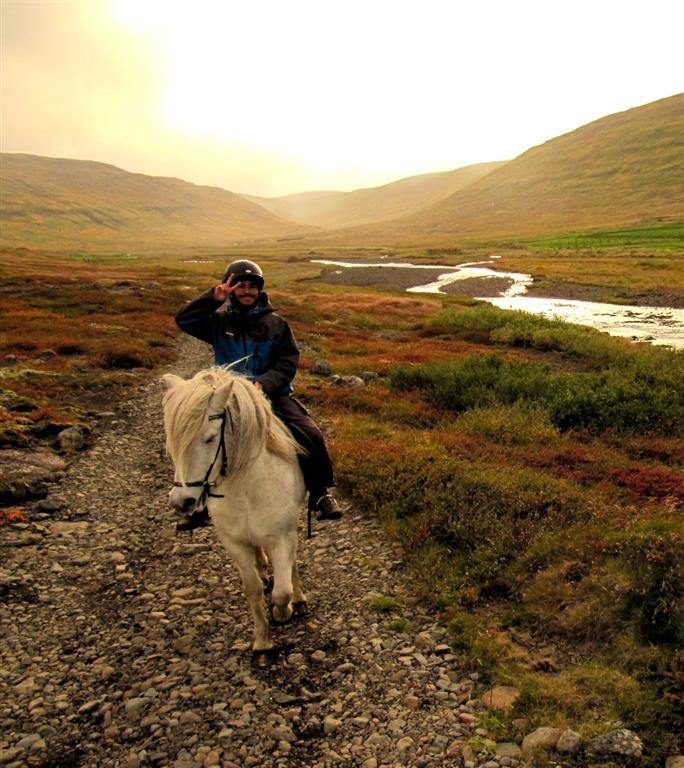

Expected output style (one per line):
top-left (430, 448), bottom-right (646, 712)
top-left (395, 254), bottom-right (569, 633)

top-left (293, 289), bottom-right (683, 762)
top-left (2, 251), bottom-right (682, 762)
top-left (0, 250), bottom-right (191, 448)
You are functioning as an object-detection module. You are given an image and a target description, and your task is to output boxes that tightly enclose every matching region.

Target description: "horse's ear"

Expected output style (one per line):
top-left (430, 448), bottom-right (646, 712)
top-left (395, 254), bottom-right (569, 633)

top-left (209, 381), bottom-right (234, 412)
top-left (162, 373), bottom-right (184, 390)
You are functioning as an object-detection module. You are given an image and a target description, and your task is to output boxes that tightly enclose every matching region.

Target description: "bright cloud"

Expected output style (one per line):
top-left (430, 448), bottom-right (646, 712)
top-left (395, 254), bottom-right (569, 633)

top-left (2, 0), bottom-right (683, 195)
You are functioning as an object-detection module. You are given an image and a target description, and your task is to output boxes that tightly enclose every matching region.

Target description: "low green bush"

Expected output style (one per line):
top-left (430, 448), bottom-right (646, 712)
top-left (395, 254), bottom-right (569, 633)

top-left (424, 305), bottom-right (625, 361)
top-left (336, 436), bottom-right (586, 598)
top-left (455, 402), bottom-right (560, 446)
top-left (423, 305), bottom-right (684, 373)
top-left (619, 519), bottom-right (684, 645)
top-left (390, 354), bottom-right (550, 412)
top-left (390, 352), bottom-right (684, 435)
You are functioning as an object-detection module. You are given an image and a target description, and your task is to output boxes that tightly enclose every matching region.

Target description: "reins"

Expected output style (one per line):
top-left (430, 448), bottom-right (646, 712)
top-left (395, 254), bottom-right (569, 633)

top-left (171, 391), bottom-right (314, 538)
top-left (173, 409), bottom-right (231, 512)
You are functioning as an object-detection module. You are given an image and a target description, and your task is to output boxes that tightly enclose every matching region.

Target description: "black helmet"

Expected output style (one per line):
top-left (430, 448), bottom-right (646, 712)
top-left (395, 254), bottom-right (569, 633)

top-left (223, 259), bottom-right (264, 290)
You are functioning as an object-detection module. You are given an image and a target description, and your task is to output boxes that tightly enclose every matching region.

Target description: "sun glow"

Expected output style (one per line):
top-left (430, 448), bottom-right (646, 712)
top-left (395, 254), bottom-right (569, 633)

top-left (111, 0), bottom-right (550, 180)
top-left (4, 0), bottom-right (683, 195)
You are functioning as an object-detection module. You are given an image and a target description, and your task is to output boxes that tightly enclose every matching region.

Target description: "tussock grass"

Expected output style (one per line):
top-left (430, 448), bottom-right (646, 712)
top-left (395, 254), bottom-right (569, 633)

top-left (455, 403), bottom-right (560, 446)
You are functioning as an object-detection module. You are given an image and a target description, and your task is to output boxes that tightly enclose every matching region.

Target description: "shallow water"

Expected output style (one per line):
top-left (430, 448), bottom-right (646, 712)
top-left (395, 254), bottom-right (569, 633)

top-left (485, 295), bottom-right (684, 349)
top-left (312, 258), bottom-right (684, 349)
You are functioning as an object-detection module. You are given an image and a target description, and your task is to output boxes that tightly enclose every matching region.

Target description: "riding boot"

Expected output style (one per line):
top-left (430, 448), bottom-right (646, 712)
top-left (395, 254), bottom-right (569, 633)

top-left (308, 491), bottom-right (344, 520)
top-left (176, 507), bottom-right (211, 532)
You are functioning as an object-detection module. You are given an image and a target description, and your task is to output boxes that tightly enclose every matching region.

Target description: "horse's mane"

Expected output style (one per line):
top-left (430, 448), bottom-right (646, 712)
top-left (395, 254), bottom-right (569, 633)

top-left (163, 367), bottom-right (301, 480)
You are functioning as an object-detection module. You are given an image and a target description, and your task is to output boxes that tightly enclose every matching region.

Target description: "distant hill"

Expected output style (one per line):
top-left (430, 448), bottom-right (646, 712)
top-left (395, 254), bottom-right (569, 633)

top-left (0, 154), bottom-right (308, 251)
top-left (3, 94), bottom-right (681, 253)
top-left (242, 161), bottom-right (506, 229)
top-left (320, 93), bottom-right (684, 245)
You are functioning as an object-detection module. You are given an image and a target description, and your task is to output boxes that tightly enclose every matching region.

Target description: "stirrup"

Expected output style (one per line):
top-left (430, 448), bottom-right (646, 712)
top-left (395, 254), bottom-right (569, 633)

top-left (310, 493), bottom-right (344, 521)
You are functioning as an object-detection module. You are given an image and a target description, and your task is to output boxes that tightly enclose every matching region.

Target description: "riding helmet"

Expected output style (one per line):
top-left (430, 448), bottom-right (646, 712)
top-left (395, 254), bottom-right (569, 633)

top-left (223, 259), bottom-right (264, 291)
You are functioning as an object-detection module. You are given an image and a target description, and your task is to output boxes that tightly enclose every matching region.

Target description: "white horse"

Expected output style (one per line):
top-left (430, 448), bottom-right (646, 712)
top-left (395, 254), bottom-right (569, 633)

top-left (162, 367), bottom-right (307, 666)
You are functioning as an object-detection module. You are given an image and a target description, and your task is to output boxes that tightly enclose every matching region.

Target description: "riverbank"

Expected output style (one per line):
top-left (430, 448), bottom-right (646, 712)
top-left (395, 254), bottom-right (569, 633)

top-left (308, 264), bottom-right (684, 308)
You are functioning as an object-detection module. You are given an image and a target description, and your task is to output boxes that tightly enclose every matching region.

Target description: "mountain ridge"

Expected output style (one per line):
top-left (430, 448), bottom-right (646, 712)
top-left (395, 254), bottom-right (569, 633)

top-left (241, 161), bottom-right (506, 229)
top-left (1, 93), bottom-right (682, 250)
top-left (0, 153), bottom-right (310, 251)
top-left (338, 92), bottom-right (684, 244)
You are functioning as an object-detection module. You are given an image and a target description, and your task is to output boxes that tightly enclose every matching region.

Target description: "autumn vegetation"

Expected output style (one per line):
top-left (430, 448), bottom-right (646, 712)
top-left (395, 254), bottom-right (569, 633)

top-left (288, 284), bottom-right (683, 765)
top-left (2, 87), bottom-right (683, 767)
top-left (1, 240), bottom-right (683, 764)
top-left (0, 249), bottom-right (187, 448)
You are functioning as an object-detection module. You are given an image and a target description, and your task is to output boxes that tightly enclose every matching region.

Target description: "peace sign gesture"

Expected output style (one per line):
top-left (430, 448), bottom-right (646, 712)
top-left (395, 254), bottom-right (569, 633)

top-left (213, 274), bottom-right (240, 302)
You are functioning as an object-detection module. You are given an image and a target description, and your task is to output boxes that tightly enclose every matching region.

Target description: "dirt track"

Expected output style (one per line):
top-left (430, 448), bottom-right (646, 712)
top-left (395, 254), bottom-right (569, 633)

top-left (0, 337), bottom-right (494, 768)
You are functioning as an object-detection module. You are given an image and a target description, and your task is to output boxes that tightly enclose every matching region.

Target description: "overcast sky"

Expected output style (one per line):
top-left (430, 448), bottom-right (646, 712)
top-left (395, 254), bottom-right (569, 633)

top-left (1, 0), bottom-right (682, 196)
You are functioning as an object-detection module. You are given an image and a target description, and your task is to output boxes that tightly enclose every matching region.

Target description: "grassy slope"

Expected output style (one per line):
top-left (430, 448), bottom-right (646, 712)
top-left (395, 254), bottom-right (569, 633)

top-left (297, 93), bottom-right (684, 246)
top-left (0, 154), bottom-right (310, 251)
top-left (242, 161), bottom-right (506, 228)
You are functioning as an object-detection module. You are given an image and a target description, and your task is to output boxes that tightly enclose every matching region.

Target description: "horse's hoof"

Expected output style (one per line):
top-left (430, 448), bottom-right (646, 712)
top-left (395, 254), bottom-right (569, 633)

top-left (251, 647), bottom-right (278, 668)
top-left (272, 604), bottom-right (294, 625)
top-left (292, 601), bottom-right (309, 618)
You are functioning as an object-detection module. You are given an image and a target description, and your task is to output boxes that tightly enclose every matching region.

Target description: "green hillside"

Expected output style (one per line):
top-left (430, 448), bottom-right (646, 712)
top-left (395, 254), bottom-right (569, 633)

top-left (317, 93), bottom-right (684, 245)
top-left (243, 161), bottom-right (505, 229)
top-left (0, 154), bottom-right (309, 251)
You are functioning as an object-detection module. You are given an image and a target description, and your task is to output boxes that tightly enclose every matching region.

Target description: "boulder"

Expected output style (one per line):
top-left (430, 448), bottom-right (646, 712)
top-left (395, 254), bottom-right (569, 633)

top-left (556, 729), bottom-right (582, 754)
top-left (0, 449), bottom-right (66, 504)
top-left (495, 742), bottom-right (522, 759)
top-left (588, 729), bottom-right (643, 759)
top-left (311, 359), bottom-right (332, 376)
top-left (361, 370), bottom-right (380, 382)
top-left (482, 685), bottom-right (521, 710)
top-left (58, 426), bottom-right (87, 454)
top-left (522, 727), bottom-right (563, 755)
top-left (331, 375), bottom-right (365, 387)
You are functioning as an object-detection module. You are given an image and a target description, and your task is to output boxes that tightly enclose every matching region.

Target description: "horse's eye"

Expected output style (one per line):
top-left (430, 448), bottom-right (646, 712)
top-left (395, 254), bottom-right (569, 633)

top-left (204, 435), bottom-right (216, 444)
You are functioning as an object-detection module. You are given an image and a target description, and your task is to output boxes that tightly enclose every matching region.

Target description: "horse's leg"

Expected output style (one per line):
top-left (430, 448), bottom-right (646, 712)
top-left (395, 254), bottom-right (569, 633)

top-left (291, 557), bottom-right (308, 617)
top-left (228, 544), bottom-right (273, 655)
top-left (269, 540), bottom-right (295, 624)
top-left (254, 546), bottom-right (272, 592)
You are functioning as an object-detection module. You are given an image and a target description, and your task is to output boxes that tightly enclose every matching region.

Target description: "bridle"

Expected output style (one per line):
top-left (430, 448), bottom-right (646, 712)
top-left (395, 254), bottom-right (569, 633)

top-left (173, 409), bottom-right (231, 512)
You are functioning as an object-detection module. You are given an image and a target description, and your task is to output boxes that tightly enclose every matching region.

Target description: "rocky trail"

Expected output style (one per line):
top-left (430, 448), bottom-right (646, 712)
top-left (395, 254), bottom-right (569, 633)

top-left (0, 338), bottom-right (493, 768)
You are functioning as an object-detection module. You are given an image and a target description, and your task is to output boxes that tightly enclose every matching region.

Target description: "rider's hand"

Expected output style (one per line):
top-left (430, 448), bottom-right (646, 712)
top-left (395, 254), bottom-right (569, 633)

top-left (213, 275), bottom-right (239, 302)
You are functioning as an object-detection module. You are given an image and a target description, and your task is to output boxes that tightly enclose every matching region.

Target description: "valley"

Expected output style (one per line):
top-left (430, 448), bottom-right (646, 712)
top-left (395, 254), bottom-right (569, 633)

top-left (1, 91), bottom-right (683, 767)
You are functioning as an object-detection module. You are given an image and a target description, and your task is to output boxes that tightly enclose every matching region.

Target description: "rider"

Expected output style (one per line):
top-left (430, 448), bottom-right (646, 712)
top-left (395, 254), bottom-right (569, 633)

top-left (174, 259), bottom-right (344, 530)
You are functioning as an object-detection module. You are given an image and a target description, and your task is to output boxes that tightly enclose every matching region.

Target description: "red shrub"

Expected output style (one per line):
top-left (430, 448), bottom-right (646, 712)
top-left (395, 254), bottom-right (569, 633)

top-left (610, 465), bottom-right (684, 507)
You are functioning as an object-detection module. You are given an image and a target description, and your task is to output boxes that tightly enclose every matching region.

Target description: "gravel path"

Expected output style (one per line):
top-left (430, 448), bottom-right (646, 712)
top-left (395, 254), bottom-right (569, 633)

top-left (0, 338), bottom-right (489, 768)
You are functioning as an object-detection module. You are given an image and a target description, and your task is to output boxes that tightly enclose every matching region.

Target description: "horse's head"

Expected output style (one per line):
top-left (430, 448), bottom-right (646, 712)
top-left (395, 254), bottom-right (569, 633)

top-left (162, 372), bottom-right (234, 512)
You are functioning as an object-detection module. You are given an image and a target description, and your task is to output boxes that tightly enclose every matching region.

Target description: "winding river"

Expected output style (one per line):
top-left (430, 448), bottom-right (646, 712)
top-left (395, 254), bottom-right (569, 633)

top-left (312, 258), bottom-right (684, 349)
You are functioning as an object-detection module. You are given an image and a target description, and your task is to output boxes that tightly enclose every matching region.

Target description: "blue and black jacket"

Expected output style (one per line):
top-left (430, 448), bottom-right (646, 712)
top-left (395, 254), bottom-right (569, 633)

top-left (175, 289), bottom-right (299, 399)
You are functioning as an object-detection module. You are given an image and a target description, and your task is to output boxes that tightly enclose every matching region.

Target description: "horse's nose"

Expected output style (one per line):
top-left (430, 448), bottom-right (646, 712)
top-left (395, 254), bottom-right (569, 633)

top-left (168, 487), bottom-right (196, 511)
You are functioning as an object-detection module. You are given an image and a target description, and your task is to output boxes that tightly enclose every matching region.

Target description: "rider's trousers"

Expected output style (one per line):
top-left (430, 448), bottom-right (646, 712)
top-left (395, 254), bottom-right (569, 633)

top-left (270, 395), bottom-right (335, 497)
